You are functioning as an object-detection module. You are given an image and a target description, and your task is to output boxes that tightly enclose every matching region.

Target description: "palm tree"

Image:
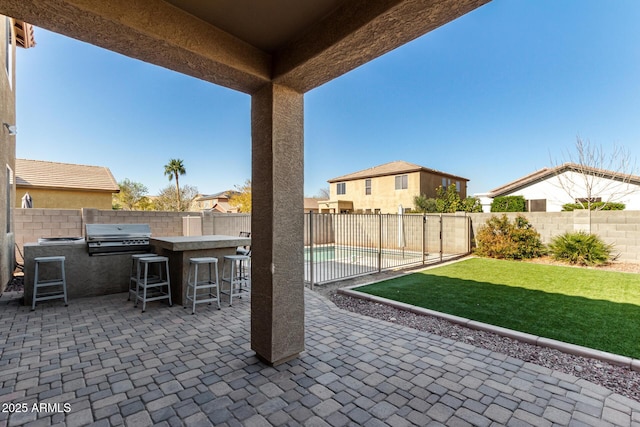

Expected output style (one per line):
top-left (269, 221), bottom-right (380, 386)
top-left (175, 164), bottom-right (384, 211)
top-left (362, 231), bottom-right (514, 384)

top-left (164, 159), bottom-right (186, 210)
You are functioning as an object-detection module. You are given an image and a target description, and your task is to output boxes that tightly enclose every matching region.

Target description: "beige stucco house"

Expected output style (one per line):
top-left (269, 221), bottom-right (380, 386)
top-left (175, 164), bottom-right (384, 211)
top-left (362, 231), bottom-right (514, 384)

top-left (1, 16), bottom-right (35, 292)
top-left (323, 160), bottom-right (469, 214)
top-left (15, 158), bottom-right (119, 209)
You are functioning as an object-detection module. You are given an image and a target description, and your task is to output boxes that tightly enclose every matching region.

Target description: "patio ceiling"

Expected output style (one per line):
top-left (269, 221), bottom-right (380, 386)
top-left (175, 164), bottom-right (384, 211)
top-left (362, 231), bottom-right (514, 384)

top-left (0, 0), bottom-right (491, 94)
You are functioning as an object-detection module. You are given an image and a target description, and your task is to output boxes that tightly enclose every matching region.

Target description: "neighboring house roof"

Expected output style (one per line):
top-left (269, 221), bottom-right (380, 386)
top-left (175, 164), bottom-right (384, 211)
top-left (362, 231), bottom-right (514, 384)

top-left (328, 160), bottom-right (468, 183)
top-left (210, 201), bottom-right (237, 213)
top-left (488, 162), bottom-right (640, 197)
top-left (304, 198), bottom-right (324, 211)
top-left (196, 190), bottom-right (239, 201)
top-left (15, 159), bottom-right (120, 192)
top-left (13, 20), bottom-right (36, 49)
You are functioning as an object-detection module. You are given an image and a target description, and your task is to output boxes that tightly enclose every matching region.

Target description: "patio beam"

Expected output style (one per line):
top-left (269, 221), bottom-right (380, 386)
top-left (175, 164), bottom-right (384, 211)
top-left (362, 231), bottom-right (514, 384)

top-left (251, 83), bottom-right (305, 365)
top-left (273, 0), bottom-right (491, 93)
top-left (0, 0), bottom-right (271, 94)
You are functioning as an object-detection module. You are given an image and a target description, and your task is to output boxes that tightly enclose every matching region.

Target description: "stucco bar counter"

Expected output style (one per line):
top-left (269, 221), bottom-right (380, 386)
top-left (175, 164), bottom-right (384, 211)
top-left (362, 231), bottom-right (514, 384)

top-left (150, 235), bottom-right (250, 306)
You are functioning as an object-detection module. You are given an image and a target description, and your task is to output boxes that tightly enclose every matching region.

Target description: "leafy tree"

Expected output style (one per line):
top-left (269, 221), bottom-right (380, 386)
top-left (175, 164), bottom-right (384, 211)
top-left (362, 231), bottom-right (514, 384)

top-left (491, 195), bottom-right (526, 212)
top-left (164, 159), bottom-right (186, 209)
top-left (462, 196), bottom-right (483, 213)
top-left (113, 179), bottom-right (149, 210)
top-left (413, 194), bottom-right (437, 213)
top-left (562, 202), bottom-right (625, 211)
top-left (434, 184), bottom-right (461, 213)
top-left (154, 184), bottom-right (199, 212)
top-left (229, 179), bottom-right (252, 213)
top-left (414, 185), bottom-right (481, 213)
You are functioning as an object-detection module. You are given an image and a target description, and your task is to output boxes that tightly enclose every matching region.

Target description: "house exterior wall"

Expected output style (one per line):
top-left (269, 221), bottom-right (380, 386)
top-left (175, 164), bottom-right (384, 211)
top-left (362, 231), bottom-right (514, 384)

top-left (1, 16), bottom-right (16, 292)
top-left (15, 187), bottom-right (115, 209)
top-left (421, 173), bottom-right (468, 200)
top-left (483, 170), bottom-right (640, 212)
top-left (329, 170), bottom-right (468, 214)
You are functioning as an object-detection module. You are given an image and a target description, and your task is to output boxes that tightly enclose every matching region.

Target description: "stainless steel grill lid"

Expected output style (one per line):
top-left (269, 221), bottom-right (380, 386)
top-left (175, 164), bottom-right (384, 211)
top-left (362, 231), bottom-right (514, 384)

top-left (86, 224), bottom-right (151, 241)
top-left (86, 224), bottom-right (151, 255)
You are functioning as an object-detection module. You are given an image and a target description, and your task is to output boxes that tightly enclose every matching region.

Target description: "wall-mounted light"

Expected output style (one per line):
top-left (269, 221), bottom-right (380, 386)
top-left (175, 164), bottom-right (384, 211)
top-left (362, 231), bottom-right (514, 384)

top-left (3, 123), bottom-right (17, 136)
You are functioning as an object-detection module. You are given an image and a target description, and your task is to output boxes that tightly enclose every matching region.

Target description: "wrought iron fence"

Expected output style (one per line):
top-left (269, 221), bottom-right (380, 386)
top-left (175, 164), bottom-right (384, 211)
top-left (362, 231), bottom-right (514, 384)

top-left (203, 212), bottom-right (471, 288)
top-left (304, 212), bottom-right (471, 288)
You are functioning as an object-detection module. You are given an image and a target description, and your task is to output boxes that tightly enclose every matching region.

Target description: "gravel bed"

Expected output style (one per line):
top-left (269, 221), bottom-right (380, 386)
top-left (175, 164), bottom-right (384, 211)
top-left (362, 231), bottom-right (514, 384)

top-left (319, 261), bottom-right (640, 404)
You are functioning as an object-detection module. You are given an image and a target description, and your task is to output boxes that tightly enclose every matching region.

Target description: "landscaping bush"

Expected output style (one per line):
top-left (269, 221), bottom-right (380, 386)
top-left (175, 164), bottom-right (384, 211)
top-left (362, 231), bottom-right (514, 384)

top-left (475, 214), bottom-right (544, 260)
top-left (490, 195), bottom-right (526, 212)
top-left (561, 202), bottom-right (625, 211)
top-left (548, 231), bottom-right (614, 266)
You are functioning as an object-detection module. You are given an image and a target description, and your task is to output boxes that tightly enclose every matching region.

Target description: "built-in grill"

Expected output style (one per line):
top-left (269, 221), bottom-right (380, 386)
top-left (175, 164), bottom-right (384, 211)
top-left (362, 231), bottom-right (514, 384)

top-left (85, 224), bottom-right (151, 255)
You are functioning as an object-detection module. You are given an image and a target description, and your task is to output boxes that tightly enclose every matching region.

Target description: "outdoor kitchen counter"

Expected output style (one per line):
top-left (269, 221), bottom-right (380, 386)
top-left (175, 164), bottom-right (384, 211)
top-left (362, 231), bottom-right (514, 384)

top-left (150, 235), bottom-right (250, 306)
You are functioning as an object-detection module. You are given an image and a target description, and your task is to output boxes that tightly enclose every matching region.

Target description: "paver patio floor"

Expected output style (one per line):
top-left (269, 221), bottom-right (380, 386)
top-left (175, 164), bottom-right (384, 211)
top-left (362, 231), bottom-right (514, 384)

top-left (1, 289), bottom-right (639, 426)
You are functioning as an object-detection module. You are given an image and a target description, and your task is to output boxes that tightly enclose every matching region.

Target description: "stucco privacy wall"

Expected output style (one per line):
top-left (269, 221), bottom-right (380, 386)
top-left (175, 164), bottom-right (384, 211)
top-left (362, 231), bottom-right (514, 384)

top-left (468, 210), bottom-right (640, 263)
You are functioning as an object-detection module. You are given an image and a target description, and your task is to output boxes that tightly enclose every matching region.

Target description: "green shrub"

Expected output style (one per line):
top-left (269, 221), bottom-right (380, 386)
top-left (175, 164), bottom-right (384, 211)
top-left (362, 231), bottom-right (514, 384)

top-left (475, 214), bottom-right (544, 260)
top-left (491, 196), bottom-right (526, 212)
top-left (548, 231), bottom-right (614, 266)
top-left (562, 202), bottom-right (626, 211)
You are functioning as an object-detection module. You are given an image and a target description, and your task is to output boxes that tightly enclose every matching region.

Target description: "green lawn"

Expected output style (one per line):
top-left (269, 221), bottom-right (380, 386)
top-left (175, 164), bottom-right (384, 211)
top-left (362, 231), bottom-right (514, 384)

top-left (356, 258), bottom-right (640, 359)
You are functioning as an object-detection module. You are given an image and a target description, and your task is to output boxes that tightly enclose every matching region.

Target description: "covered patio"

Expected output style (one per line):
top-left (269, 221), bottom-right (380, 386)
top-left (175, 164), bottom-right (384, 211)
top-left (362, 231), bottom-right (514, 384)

top-left (1, 290), bottom-right (638, 426)
top-left (0, 0), bottom-right (492, 365)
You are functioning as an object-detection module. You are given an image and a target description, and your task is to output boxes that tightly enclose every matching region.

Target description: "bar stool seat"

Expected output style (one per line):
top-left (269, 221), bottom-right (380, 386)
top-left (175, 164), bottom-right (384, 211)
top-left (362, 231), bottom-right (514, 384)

top-left (221, 254), bottom-right (250, 306)
top-left (135, 256), bottom-right (172, 312)
top-left (185, 257), bottom-right (220, 314)
top-left (32, 256), bottom-right (68, 311)
top-left (128, 253), bottom-right (156, 301)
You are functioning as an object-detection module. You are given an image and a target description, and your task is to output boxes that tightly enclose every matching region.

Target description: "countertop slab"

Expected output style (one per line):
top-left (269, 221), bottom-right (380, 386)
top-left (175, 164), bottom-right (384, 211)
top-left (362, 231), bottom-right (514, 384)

top-left (150, 235), bottom-right (250, 251)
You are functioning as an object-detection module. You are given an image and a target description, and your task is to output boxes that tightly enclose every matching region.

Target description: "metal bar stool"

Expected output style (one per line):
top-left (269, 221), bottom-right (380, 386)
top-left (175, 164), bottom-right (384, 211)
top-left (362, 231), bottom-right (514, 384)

top-left (128, 253), bottom-right (156, 301)
top-left (32, 256), bottom-right (68, 311)
top-left (135, 256), bottom-right (172, 312)
top-left (221, 254), bottom-right (250, 306)
top-left (184, 257), bottom-right (220, 314)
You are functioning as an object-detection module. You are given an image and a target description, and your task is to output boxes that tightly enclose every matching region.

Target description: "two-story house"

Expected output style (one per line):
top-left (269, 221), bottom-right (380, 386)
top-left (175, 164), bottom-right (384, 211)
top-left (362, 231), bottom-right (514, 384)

top-left (322, 160), bottom-right (469, 214)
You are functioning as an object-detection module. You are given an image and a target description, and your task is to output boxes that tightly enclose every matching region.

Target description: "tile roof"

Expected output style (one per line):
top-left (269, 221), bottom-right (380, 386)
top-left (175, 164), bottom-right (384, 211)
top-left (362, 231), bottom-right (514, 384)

top-left (328, 160), bottom-right (468, 183)
top-left (15, 159), bottom-right (119, 192)
top-left (196, 190), bottom-right (238, 201)
top-left (489, 162), bottom-right (640, 197)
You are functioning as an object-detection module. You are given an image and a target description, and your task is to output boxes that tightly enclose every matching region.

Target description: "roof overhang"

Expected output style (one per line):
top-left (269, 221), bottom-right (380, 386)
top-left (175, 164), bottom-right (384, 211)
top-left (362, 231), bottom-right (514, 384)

top-left (0, 0), bottom-right (491, 94)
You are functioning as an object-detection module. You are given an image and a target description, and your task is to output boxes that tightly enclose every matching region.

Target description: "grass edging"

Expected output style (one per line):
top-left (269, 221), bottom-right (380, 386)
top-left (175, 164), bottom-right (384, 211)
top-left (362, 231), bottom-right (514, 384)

top-left (337, 286), bottom-right (640, 373)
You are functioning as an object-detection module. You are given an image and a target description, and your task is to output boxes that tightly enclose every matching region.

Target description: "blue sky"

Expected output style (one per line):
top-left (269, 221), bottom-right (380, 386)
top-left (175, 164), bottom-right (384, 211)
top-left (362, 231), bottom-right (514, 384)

top-left (16, 0), bottom-right (640, 198)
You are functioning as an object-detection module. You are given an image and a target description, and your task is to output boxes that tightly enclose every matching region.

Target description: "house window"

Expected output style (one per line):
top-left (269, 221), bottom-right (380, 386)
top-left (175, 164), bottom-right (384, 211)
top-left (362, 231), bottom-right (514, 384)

top-left (365, 179), bottom-right (371, 195)
top-left (456, 181), bottom-right (461, 192)
top-left (395, 175), bottom-right (408, 190)
top-left (527, 199), bottom-right (547, 212)
top-left (336, 182), bottom-right (346, 195)
top-left (442, 177), bottom-right (451, 189)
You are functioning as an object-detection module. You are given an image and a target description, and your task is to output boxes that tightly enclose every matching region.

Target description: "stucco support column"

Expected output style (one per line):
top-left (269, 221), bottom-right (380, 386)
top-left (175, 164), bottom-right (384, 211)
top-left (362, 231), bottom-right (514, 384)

top-left (250, 83), bottom-right (305, 365)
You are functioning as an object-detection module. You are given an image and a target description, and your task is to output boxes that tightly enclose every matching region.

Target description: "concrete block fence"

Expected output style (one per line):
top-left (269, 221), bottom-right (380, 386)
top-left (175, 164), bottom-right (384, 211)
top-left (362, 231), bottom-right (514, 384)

top-left (12, 208), bottom-right (640, 263)
top-left (468, 210), bottom-right (640, 263)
